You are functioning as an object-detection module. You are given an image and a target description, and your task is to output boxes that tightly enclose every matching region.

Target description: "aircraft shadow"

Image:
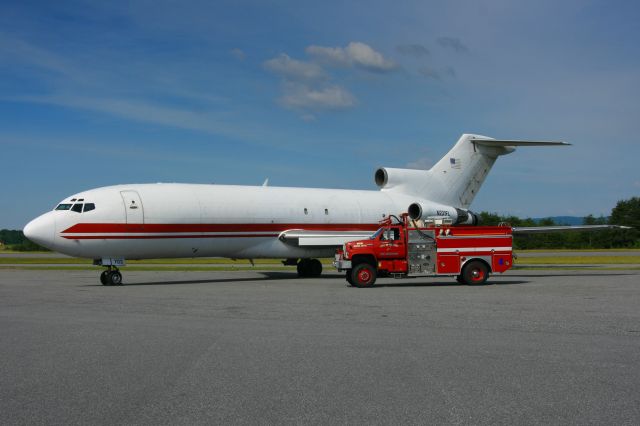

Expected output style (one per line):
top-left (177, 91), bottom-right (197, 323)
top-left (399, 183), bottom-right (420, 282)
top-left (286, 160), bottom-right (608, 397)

top-left (94, 271), bottom-right (328, 286)
top-left (85, 270), bottom-right (635, 287)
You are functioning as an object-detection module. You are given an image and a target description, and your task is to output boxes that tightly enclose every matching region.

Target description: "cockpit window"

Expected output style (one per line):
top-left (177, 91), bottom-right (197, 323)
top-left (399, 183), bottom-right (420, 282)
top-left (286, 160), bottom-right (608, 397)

top-left (71, 203), bottom-right (83, 213)
top-left (55, 204), bottom-right (72, 211)
top-left (83, 203), bottom-right (95, 212)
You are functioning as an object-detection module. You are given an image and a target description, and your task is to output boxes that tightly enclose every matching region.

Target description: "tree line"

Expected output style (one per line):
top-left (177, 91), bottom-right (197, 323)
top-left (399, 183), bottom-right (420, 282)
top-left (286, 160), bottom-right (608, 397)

top-left (1, 197), bottom-right (638, 251)
top-left (478, 197), bottom-right (639, 249)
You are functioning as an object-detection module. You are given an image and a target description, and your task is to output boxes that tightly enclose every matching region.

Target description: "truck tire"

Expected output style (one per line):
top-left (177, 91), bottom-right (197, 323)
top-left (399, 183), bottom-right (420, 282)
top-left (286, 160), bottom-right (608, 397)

top-left (461, 260), bottom-right (489, 285)
top-left (351, 263), bottom-right (377, 288)
top-left (345, 270), bottom-right (355, 286)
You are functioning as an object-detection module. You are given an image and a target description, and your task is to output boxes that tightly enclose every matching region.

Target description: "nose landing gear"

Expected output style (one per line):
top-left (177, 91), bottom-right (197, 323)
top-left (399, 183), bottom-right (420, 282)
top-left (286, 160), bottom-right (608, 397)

top-left (94, 259), bottom-right (126, 286)
top-left (100, 267), bottom-right (123, 286)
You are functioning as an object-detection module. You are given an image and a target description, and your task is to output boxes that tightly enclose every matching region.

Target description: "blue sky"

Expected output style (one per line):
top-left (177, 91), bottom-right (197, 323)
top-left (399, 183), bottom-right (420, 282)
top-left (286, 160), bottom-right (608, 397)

top-left (1, 0), bottom-right (639, 228)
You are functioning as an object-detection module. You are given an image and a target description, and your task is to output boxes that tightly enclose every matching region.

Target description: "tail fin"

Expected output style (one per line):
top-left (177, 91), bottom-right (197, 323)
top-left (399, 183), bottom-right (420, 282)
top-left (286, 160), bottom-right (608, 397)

top-left (377, 134), bottom-right (568, 208)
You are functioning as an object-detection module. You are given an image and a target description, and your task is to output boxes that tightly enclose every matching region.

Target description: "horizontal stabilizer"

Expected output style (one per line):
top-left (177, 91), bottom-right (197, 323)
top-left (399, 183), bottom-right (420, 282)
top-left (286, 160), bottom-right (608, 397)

top-left (471, 138), bottom-right (570, 147)
top-left (279, 230), bottom-right (375, 247)
top-left (512, 225), bottom-right (630, 234)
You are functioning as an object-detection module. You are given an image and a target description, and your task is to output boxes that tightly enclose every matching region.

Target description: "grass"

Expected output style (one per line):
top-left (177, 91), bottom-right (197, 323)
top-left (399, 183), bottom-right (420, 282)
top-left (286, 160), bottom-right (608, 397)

top-left (514, 256), bottom-right (640, 264)
top-left (0, 257), bottom-right (334, 265)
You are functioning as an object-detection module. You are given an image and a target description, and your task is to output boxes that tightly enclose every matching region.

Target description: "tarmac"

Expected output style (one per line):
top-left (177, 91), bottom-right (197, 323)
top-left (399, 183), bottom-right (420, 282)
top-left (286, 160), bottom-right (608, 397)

top-left (1, 269), bottom-right (639, 425)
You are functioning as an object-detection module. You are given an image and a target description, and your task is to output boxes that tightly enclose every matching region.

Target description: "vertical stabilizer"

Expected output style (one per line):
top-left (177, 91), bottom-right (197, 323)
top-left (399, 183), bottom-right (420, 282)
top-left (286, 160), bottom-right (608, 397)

top-left (421, 134), bottom-right (511, 208)
top-left (376, 134), bottom-right (568, 209)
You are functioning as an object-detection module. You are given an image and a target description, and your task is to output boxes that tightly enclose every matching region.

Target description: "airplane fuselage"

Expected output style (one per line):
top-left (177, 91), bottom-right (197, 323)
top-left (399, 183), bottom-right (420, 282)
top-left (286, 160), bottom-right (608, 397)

top-left (26, 183), bottom-right (418, 259)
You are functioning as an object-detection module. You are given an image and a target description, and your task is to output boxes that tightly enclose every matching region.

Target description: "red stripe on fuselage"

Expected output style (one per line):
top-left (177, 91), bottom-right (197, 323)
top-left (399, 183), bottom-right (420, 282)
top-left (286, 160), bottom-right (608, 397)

top-left (62, 233), bottom-right (281, 240)
top-left (61, 223), bottom-right (380, 235)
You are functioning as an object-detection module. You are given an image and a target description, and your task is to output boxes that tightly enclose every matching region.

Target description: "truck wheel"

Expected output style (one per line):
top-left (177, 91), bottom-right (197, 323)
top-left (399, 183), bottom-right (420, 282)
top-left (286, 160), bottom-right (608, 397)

top-left (462, 261), bottom-right (489, 285)
top-left (351, 263), bottom-right (377, 288)
top-left (345, 271), bottom-right (354, 286)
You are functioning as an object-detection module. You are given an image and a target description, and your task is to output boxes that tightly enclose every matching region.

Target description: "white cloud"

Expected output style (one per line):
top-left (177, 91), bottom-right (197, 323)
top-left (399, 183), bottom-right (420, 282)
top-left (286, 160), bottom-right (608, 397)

top-left (280, 82), bottom-right (356, 110)
top-left (263, 54), bottom-right (326, 81)
top-left (13, 94), bottom-right (267, 142)
top-left (306, 42), bottom-right (397, 73)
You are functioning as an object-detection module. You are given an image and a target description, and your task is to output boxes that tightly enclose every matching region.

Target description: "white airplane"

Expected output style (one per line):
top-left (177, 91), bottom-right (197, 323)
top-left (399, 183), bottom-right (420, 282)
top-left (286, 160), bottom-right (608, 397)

top-left (24, 134), bottom-right (570, 285)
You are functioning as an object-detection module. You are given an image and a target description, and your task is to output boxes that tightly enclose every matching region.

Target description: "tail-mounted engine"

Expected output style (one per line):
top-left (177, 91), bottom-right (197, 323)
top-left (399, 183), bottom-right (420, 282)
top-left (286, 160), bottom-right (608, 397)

top-left (375, 167), bottom-right (428, 191)
top-left (408, 202), bottom-right (478, 225)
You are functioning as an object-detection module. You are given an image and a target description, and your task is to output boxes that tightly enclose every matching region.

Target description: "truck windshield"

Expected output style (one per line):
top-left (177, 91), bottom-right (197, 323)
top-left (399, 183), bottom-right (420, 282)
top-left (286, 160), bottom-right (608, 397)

top-left (370, 228), bottom-right (384, 239)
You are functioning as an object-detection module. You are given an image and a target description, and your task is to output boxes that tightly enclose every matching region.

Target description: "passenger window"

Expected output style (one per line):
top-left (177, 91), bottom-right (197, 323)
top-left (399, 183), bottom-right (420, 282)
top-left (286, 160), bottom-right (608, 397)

top-left (55, 204), bottom-right (72, 211)
top-left (71, 204), bottom-right (83, 213)
top-left (83, 203), bottom-right (95, 213)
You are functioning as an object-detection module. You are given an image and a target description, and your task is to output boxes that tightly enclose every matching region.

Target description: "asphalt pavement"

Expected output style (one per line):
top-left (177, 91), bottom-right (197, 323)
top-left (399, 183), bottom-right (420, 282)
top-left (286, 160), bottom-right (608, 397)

top-left (1, 269), bottom-right (639, 425)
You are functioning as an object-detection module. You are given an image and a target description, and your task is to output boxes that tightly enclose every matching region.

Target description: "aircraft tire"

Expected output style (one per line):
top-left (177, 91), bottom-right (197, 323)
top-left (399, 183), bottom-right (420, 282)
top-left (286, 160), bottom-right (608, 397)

top-left (309, 259), bottom-right (322, 277)
top-left (297, 259), bottom-right (309, 277)
top-left (461, 260), bottom-right (489, 285)
top-left (100, 271), bottom-right (110, 286)
top-left (351, 263), bottom-right (377, 288)
top-left (109, 271), bottom-right (123, 286)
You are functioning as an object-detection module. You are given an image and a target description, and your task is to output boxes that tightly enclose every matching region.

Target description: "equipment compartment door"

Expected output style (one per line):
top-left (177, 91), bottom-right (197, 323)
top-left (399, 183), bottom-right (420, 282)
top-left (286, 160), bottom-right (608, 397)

top-left (120, 190), bottom-right (144, 224)
top-left (436, 254), bottom-right (461, 274)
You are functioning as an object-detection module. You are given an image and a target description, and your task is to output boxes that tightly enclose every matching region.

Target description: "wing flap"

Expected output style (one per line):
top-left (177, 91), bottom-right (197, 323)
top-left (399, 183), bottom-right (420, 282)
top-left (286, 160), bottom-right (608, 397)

top-left (279, 230), bottom-right (375, 247)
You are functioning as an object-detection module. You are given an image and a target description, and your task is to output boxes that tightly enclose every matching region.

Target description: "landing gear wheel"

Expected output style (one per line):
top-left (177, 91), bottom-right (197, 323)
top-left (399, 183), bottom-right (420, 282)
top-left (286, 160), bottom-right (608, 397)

top-left (100, 271), bottom-right (110, 286)
top-left (351, 263), bottom-right (377, 288)
top-left (297, 259), bottom-right (322, 277)
top-left (309, 259), bottom-right (322, 277)
top-left (297, 259), bottom-right (309, 277)
top-left (461, 261), bottom-right (489, 285)
top-left (109, 271), bottom-right (123, 286)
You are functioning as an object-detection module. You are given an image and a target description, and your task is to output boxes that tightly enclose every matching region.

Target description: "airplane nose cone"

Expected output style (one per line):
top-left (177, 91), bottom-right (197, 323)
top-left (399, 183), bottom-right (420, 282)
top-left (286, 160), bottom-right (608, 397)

top-left (23, 213), bottom-right (56, 250)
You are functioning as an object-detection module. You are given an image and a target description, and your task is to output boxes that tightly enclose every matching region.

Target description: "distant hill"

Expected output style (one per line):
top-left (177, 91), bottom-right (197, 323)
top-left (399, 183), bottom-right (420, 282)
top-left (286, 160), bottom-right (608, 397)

top-left (532, 216), bottom-right (585, 226)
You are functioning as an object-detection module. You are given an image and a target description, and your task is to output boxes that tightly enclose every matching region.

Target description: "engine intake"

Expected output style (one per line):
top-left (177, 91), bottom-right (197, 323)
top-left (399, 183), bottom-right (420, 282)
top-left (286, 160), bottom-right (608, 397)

top-left (374, 167), bottom-right (428, 191)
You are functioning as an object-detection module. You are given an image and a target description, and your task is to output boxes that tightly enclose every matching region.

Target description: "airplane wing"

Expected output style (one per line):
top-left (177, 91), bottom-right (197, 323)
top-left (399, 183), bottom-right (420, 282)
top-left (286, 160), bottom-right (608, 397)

top-left (512, 225), bottom-right (630, 234)
top-left (279, 230), bottom-right (376, 247)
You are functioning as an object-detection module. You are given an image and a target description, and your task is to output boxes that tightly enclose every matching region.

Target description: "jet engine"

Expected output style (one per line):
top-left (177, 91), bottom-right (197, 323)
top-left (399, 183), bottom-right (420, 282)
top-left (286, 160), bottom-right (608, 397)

top-left (375, 167), bottom-right (428, 191)
top-left (408, 202), bottom-right (478, 225)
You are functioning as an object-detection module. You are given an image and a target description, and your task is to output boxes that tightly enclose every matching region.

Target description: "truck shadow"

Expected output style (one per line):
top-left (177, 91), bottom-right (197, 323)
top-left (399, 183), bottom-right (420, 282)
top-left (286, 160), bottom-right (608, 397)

top-left (372, 280), bottom-right (529, 288)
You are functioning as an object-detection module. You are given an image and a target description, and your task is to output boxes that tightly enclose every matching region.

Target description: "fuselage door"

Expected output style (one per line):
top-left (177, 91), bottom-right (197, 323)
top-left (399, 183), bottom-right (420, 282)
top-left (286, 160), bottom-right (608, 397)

top-left (120, 190), bottom-right (144, 224)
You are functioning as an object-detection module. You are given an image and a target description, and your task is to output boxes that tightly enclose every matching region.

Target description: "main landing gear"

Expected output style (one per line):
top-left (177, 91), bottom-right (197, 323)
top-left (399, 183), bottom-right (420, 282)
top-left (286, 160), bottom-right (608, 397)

top-left (296, 258), bottom-right (322, 277)
top-left (100, 267), bottom-right (123, 286)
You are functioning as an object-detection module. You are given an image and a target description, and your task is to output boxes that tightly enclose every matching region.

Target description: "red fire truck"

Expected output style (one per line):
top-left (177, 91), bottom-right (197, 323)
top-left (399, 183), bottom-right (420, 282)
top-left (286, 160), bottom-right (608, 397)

top-left (334, 213), bottom-right (514, 287)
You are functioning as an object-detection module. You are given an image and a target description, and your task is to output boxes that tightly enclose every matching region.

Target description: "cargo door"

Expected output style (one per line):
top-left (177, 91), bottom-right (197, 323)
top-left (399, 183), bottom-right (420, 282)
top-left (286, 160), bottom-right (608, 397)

top-left (120, 190), bottom-right (144, 224)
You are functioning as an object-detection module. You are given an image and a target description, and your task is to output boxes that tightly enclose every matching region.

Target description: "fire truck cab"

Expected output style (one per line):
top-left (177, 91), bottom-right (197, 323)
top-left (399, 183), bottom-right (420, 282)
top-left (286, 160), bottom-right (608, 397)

top-left (334, 213), bottom-right (514, 287)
